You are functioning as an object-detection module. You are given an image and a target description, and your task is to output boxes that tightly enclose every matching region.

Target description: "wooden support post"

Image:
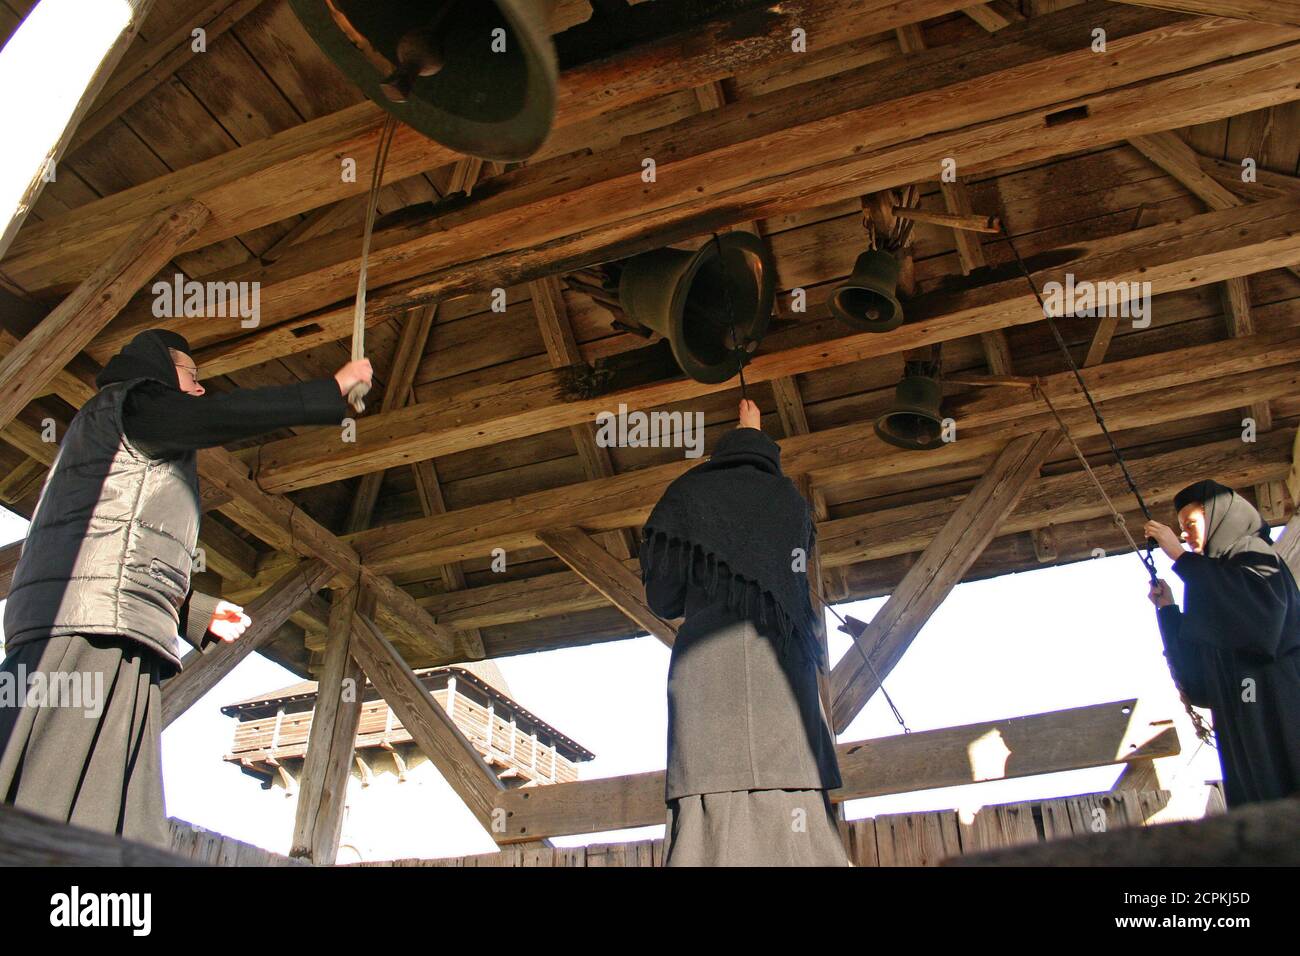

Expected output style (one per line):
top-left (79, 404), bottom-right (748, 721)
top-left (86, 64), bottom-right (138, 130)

top-left (0, 199), bottom-right (209, 429)
top-left (532, 273), bottom-right (637, 561)
top-left (830, 431), bottom-right (1059, 732)
top-left (537, 527), bottom-right (678, 646)
top-left (196, 446), bottom-right (458, 659)
top-left (0, 0), bottom-right (158, 259)
top-left (347, 613), bottom-right (504, 834)
top-left (161, 559), bottom-right (334, 727)
top-left (289, 586), bottom-right (369, 864)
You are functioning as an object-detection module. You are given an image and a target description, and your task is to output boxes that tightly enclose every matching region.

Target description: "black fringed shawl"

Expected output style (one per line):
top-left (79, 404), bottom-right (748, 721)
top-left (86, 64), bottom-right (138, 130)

top-left (640, 427), bottom-right (824, 667)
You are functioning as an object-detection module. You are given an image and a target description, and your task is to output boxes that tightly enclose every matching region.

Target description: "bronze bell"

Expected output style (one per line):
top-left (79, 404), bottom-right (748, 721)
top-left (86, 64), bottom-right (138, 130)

top-left (830, 249), bottom-right (904, 332)
top-left (289, 0), bottom-right (558, 162)
top-left (875, 370), bottom-right (946, 451)
top-left (617, 233), bottom-right (775, 385)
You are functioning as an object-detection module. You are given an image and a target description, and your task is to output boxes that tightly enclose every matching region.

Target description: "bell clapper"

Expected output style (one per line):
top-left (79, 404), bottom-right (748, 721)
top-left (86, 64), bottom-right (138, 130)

top-left (379, 0), bottom-right (460, 103)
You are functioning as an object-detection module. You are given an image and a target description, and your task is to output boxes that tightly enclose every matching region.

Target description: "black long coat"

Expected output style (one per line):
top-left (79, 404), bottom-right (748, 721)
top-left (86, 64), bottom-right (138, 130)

top-left (646, 547), bottom-right (842, 800)
top-left (1156, 495), bottom-right (1300, 807)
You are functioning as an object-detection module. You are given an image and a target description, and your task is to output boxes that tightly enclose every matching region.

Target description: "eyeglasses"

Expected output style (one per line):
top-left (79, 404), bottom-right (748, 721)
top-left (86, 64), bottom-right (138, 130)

top-left (174, 363), bottom-right (200, 381)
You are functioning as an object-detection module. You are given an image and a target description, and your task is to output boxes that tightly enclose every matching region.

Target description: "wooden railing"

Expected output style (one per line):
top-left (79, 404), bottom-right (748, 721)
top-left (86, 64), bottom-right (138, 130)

top-left (227, 688), bottom-right (579, 785)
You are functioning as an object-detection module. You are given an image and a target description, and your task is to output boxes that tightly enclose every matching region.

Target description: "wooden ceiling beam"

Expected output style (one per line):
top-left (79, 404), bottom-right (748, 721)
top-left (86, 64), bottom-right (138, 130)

top-left (2, 0), bottom-right (978, 293)
top-left (537, 527), bottom-right (677, 647)
top-left (66, 0), bottom-right (269, 157)
top-left (197, 446), bottom-right (460, 660)
top-left (340, 327), bottom-right (1300, 579)
top-left (245, 198), bottom-right (1300, 494)
top-left (1113, 0), bottom-right (1300, 27)
top-left (0, 199), bottom-right (208, 430)
top-left (83, 7), bottom-right (1300, 361)
top-left (408, 427), bottom-right (1293, 639)
top-left (830, 431), bottom-right (1061, 730)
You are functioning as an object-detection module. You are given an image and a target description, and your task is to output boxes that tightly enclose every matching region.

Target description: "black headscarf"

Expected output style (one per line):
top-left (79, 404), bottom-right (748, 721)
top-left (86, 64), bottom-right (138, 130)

top-left (95, 329), bottom-right (192, 390)
top-left (640, 427), bottom-right (823, 666)
top-left (1173, 479), bottom-right (1274, 561)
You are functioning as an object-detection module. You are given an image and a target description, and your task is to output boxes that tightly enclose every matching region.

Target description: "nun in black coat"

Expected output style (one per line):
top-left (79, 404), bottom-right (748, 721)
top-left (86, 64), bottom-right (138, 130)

top-left (641, 399), bottom-right (849, 866)
top-left (1145, 480), bottom-right (1300, 808)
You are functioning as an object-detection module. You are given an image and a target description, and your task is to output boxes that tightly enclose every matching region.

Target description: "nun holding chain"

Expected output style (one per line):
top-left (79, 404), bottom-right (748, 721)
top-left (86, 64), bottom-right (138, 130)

top-left (1145, 480), bottom-right (1300, 808)
top-left (641, 398), bottom-right (849, 866)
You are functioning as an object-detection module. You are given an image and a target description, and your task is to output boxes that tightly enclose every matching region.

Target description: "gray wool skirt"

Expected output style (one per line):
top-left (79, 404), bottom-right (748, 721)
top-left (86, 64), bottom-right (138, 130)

top-left (664, 788), bottom-right (852, 867)
top-left (0, 633), bottom-right (169, 848)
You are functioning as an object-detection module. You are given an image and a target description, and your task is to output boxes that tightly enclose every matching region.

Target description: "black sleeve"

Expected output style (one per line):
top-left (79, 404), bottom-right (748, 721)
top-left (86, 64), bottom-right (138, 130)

top-left (644, 539), bottom-right (688, 620)
top-left (1171, 551), bottom-right (1288, 659)
top-left (179, 591), bottom-right (222, 652)
top-left (1155, 604), bottom-right (1212, 707)
top-left (123, 378), bottom-right (349, 458)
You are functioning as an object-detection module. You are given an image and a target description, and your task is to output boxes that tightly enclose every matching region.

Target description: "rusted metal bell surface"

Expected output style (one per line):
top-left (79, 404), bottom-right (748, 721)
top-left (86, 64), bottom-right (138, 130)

top-left (289, 0), bottom-right (558, 162)
top-left (831, 249), bottom-right (904, 332)
top-left (617, 233), bottom-right (776, 385)
top-left (876, 372), bottom-right (945, 451)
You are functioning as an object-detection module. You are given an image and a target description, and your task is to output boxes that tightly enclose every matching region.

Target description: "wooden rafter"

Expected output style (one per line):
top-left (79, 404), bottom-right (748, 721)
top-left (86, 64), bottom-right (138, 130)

top-left (161, 558), bottom-right (335, 727)
top-left (829, 432), bottom-right (1060, 731)
top-left (80, 8), bottom-right (1300, 363)
top-left (347, 613), bottom-right (504, 833)
top-left (0, 199), bottom-right (209, 429)
top-left (537, 527), bottom-right (677, 647)
top-left (66, 0), bottom-right (269, 156)
top-left (4, 0), bottom-right (982, 293)
top-left (242, 199), bottom-right (1300, 495)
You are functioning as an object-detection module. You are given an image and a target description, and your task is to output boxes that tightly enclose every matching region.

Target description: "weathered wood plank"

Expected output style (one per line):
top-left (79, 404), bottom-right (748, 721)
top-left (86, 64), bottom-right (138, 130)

top-left (0, 199), bottom-right (209, 429)
top-left (492, 698), bottom-right (1178, 842)
top-left (830, 431), bottom-right (1060, 730)
top-left (347, 613), bottom-right (504, 833)
top-left (244, 199), bottom-right (1300, 493)
top-left (537, 527), bottom-right (677, 646)
top-left (162, 558), bottom-right (334, 726)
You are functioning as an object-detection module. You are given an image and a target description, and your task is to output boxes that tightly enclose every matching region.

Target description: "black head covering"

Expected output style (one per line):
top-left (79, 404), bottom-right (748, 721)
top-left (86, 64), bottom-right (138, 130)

top-left (640, 427), bottom-right (823, 666)
top-left (95, 329), bottom-right (192, 391)
top-left (1173, 479), bottom-right (1273, 560)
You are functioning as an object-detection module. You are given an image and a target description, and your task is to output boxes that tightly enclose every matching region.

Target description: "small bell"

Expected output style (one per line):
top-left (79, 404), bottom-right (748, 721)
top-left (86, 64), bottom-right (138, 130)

top-left (830, 249), bottom-right (904, 332)
top-left (875, 369), bottom-right (945, 451)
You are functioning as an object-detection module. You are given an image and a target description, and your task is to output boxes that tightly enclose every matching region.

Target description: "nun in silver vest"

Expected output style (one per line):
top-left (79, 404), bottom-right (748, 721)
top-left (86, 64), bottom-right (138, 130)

top-left (0, 329), bottom-right (369, 846)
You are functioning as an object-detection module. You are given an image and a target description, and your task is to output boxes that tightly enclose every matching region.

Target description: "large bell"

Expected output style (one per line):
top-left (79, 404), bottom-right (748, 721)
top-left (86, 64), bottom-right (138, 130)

top-left (830, 249), bottom-right (903, 332)
top-left (617, 233), bottom-right (775, 385)
top-left (289, 0), bottom-right (558, 162)
top-left (875, 371), bottom-right (946, 451)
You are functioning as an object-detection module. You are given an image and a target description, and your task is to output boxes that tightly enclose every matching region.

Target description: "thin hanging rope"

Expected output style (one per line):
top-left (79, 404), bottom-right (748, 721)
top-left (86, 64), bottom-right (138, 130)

top-left (348, 114), bottom-right (399, 413)
top-left (808, 579), bottom-right (912, 733)
top-left (710, 231), bottom-right (749, 403)
top-left (1000, 225), bottom-right (1160, 584)
top-left (1000, 222), bottom-right (1214, 746)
